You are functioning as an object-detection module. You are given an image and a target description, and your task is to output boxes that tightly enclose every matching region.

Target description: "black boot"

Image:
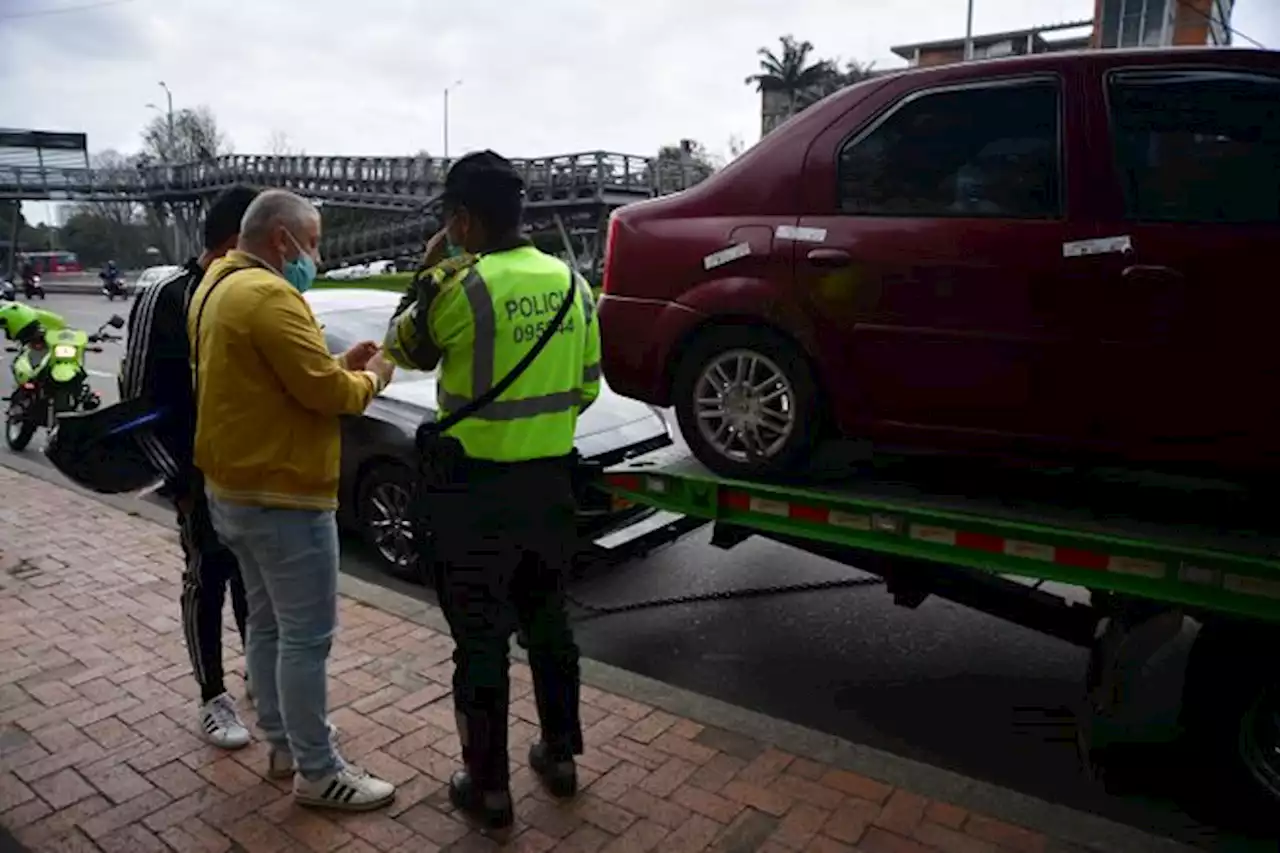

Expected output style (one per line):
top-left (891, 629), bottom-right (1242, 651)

top-left (529, 741), bottom-right (578, 798)
top-left (449, 769), bottom-right (514, 831)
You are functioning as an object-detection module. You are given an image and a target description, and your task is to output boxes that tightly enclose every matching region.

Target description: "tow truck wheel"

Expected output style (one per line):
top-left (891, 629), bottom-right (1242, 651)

top-left (356, 461), bottom-right (429, 584)
top-left (1182, 620), bottom-right (1280, 822)
top-left (673, 325), bottom-right (822, 480)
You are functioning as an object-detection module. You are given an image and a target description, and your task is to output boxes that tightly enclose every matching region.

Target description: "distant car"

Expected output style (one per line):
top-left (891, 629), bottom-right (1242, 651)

top-left (132, 265), bottom-right (183, 295)
top-left (305, 288), bottom-right (673, 580)
top-left (599, 47), bottom-right (1280, 481)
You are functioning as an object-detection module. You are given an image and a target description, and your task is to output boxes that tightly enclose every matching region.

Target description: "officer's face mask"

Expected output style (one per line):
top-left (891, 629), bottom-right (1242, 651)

top-left (446, 208), bottom-right (473, 256)
top-left (281, 230), bottom-right (318, 294)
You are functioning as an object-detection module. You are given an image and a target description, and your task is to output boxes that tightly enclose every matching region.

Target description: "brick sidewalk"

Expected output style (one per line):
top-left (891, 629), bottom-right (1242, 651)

top-left (0, 466), bottom-right (1077, 853)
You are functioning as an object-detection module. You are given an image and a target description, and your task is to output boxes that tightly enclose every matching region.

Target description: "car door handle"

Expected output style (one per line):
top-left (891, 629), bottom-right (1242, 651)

top-left (805, 249), bottom-right (851, 268)
top-left (1122, 264), bottom-right (1184, 284)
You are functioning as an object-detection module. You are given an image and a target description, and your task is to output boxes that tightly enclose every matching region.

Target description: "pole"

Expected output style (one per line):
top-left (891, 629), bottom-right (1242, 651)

top-left (443, 79), bottom-right (462, 161)
top-left (964, 0), bottom-right (975, 60)
top-left (159, 81), bottom-right (180, 260)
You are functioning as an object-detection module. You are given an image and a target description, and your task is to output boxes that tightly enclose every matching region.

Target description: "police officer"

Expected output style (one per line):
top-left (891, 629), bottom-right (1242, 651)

top-left (384, 151), bottom-right (599, 832)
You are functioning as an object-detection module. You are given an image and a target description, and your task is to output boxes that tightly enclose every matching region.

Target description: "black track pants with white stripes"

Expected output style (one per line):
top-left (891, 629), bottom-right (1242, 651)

top-left (177, 477), bottom-right (248, 704)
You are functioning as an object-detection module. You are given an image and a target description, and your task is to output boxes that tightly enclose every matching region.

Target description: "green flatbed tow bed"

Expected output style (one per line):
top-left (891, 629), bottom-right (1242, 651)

top-left (600, 445), bottom-right (1280, 810)
top-left (603, 445), bottom-right (1280, 624)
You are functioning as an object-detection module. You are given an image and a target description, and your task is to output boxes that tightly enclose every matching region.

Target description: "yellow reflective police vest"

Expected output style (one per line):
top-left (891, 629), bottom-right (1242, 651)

top-left (384, 244), bottom-right (601, 462)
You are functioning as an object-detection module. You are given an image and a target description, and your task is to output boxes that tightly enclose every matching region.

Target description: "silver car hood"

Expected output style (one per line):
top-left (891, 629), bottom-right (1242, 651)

top-left (367, 372), bottom-right (670, 458)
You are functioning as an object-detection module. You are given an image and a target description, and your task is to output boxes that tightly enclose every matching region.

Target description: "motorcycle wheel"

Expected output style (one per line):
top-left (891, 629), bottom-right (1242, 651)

top-left (5, 408), bottom-right (37, 452)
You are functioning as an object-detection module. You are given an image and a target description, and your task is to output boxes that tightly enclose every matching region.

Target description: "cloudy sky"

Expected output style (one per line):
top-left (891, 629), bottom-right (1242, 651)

top-left (4, 0), bottom-right (1279, 223)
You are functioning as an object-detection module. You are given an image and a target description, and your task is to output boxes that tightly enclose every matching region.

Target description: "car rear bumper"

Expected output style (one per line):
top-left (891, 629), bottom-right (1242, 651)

top-left (598, 295), bottom-right (705, 408)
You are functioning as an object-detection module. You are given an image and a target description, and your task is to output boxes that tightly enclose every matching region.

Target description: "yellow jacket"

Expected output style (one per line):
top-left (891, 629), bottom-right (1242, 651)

top-left (188, 251), bottom-right (382, 510)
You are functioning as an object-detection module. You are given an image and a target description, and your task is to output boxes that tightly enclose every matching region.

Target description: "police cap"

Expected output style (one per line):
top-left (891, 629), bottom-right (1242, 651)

top-left (442, 150), bottom-right (525, 214)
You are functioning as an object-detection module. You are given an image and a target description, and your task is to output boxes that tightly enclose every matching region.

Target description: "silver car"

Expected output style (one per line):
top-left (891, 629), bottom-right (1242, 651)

top-left (306, 287), bottom-right (675, 580)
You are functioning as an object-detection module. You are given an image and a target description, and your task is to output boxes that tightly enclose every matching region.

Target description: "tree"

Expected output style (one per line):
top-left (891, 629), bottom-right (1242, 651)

top-left (745, 35), bottom-right (837, 118)
top-left (81, 150), bottom-right (141, 227)
top-left (142, 105), bottom-right (230, 164)
top-left (266, 129), bottom-right (303, 156)
top-left (140, 105), bottom-right (231, 261)
top-left (726, 134), bottom-right (746, 161)
top-left (654, 140), bottom-right (717, 192)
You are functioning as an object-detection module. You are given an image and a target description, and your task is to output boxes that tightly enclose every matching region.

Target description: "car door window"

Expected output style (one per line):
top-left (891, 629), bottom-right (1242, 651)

top-left (1107, 70), bottom-right (1280, 224)
top-left (838, 78), bottom-right (1062, 219)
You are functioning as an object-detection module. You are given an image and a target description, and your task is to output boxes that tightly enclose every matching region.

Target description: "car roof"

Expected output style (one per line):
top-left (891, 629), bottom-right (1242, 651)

top-left (305, 287), bottom-right (401, 314)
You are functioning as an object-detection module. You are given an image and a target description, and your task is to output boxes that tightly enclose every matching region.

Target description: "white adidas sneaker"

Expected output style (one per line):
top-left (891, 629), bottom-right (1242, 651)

top-left (267, 722), bottom-right (342, 779)
top-left (294, 761), bottom-right (396, 811)
top-left (198, 693), bottom-right (251, 750)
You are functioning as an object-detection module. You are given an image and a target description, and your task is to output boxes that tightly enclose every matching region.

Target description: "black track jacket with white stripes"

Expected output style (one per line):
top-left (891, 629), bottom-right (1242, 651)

top-left (119, 259), bottom-right (202, 497)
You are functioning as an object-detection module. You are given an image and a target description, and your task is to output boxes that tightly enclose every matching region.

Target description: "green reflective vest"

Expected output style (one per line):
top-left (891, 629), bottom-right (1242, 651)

top-left (385, 244), bottom-right (601, 462)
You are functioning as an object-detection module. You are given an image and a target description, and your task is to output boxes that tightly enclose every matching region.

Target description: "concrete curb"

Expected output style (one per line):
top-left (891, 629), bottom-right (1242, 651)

top-left (0, 453), bottom-right (1201, 853)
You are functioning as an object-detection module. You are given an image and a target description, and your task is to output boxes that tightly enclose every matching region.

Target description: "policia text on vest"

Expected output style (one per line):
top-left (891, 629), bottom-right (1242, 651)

top-left (507, 290), bottom-right (577, 344)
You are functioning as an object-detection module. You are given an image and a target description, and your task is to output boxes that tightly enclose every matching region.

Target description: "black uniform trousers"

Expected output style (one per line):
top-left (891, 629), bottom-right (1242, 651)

top-left (424, 456), bottom-right (584, 791)
top-left (177, 472), bottom-right (249, 704)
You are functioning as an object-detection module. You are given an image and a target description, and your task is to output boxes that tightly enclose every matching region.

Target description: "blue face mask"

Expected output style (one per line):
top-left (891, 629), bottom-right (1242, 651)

top-left (283, 231), bottom-right (318, 293)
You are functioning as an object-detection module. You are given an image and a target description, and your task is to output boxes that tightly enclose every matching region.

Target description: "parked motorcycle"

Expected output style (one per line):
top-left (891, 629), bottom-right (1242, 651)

top-left (0, 279), bottom-right (14, 301)
top-left (101, 274), bottom-right (128, 301)
top-left (4, 314), bottom-right (125, 451)
top-left (22, 274), bottom-right (44, 300)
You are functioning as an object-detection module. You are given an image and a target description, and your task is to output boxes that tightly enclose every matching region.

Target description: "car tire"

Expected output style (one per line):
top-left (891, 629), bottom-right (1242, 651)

top-left (673, 325), bottom-right (822, 480)
top-left (356, 461), bottom-right (429, 584)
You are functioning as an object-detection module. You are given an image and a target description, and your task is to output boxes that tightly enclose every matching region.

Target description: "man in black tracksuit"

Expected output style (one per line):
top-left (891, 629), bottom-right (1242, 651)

top-left (120, 186), bottom-right (259, 749)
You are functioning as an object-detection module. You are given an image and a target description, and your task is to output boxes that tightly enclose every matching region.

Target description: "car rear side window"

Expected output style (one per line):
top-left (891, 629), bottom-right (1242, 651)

top-left (837, 78), bottom-right (1062, 219)
top-left (1108, 70), bottom-right (1280, 224)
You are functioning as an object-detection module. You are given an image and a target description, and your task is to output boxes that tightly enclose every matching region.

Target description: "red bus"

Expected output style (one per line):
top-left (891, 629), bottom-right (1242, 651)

top-left (20, 251), bottom-right (83, 275)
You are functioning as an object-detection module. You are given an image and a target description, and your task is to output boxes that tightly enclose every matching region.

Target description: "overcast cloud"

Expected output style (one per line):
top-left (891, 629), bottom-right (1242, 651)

top-left (4, 0), bottom-right (1278, 223)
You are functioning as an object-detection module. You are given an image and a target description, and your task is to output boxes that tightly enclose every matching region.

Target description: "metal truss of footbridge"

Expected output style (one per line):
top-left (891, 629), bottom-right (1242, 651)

top-left (0, 151), bottom-right (695, 271)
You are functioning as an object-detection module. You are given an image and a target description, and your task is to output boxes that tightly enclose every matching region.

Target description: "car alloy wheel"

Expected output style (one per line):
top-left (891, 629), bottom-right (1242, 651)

top-left (693, 348), bottom-right (797, 463)
top-left (1238, 682), bottom-right (1280, 802)
top-left (366, 479), bottom-right (417, 573)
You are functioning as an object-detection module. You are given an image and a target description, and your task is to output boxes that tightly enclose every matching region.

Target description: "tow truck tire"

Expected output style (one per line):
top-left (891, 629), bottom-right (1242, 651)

top-left (1181, 620), bottom-right (1280, 824)
top-left (673, 325), bottom-right (822, 480)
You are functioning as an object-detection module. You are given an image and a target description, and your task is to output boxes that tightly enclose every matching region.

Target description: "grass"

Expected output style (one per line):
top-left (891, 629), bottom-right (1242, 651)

top-left (314, 273), bottom-right (412, 292)
top-left (316, 272), bottom-right (603, 300)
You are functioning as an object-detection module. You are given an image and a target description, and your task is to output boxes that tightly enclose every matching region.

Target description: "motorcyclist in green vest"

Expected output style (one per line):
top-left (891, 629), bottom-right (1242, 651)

top-left (383, 150), bottom-right (600, 833)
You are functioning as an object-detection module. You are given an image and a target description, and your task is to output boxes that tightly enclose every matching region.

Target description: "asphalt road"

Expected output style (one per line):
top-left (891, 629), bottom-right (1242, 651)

top-left (1, 293), bottom-right (1273, 851)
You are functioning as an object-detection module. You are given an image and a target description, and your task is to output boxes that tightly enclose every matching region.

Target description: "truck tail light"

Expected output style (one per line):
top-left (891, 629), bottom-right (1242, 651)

top-left (600, 214), bottom-right (621, 295)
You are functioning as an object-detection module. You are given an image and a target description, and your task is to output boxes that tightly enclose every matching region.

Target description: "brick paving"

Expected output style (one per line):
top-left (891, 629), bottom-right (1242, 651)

top-left (0, 465), bottom-right (1065, 853)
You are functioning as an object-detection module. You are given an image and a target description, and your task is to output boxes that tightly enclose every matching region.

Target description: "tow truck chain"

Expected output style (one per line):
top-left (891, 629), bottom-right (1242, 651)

top-left (563, 575), bottom-right (886, 623)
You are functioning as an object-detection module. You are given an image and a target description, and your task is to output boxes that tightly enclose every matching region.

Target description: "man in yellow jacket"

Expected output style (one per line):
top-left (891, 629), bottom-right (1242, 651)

top-left (189, 188), bottom-right (398, 812)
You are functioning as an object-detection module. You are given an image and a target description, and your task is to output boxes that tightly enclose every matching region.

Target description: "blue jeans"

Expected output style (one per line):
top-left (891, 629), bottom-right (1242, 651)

top-left (207, 492), bottom-right (340, 780)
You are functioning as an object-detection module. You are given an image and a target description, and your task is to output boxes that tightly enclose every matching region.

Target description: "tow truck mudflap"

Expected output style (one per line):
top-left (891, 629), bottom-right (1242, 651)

top-left (591, 509), bottom-right (707, 556)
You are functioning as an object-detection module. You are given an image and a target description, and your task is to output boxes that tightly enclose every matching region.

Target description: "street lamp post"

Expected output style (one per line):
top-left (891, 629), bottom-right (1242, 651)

top-left (148, 81), bottom-right (180, 260)
top-left (964, 0), bottom-right (975, 60)
top-left (443, 79), bottom-right (463, 160)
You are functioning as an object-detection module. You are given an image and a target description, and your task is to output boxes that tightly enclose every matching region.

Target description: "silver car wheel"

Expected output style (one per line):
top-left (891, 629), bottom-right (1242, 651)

top-left (366, 480), bottom-right (416, 570)
top-left (1239, 682), bottom-right (1280, 802)
top-left (693, 348), bottom-right (797, 462)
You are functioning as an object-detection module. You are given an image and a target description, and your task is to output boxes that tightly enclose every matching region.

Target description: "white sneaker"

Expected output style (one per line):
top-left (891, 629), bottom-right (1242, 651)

top-left (294, 760), bottom-right (395, 811)
top-left (199, 693), bottom-right (251, 750)
top-left (267, 722), bottom-right (342, 780)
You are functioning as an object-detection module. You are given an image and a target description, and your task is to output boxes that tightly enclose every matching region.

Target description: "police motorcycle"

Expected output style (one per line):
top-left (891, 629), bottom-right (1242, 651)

top-left (100, 264), bottom-right (128, 301)
top-left (22, 271), bottom-right (44, 300)
top-left (0, 301), bottom-right (124, 451)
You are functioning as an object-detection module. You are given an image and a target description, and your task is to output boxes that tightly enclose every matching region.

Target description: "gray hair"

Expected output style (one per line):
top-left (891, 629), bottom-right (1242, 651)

top-left (239, 189), bottom-right (318, 241)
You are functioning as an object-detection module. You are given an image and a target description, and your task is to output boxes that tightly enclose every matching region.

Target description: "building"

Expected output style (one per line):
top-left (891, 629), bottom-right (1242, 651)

top-left (889, 0), bottom-right (1233, 68)
top-left (1093, 0), bottom-right (1233, 48)
top-left (890, 20), bottom-right (1092, 68)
